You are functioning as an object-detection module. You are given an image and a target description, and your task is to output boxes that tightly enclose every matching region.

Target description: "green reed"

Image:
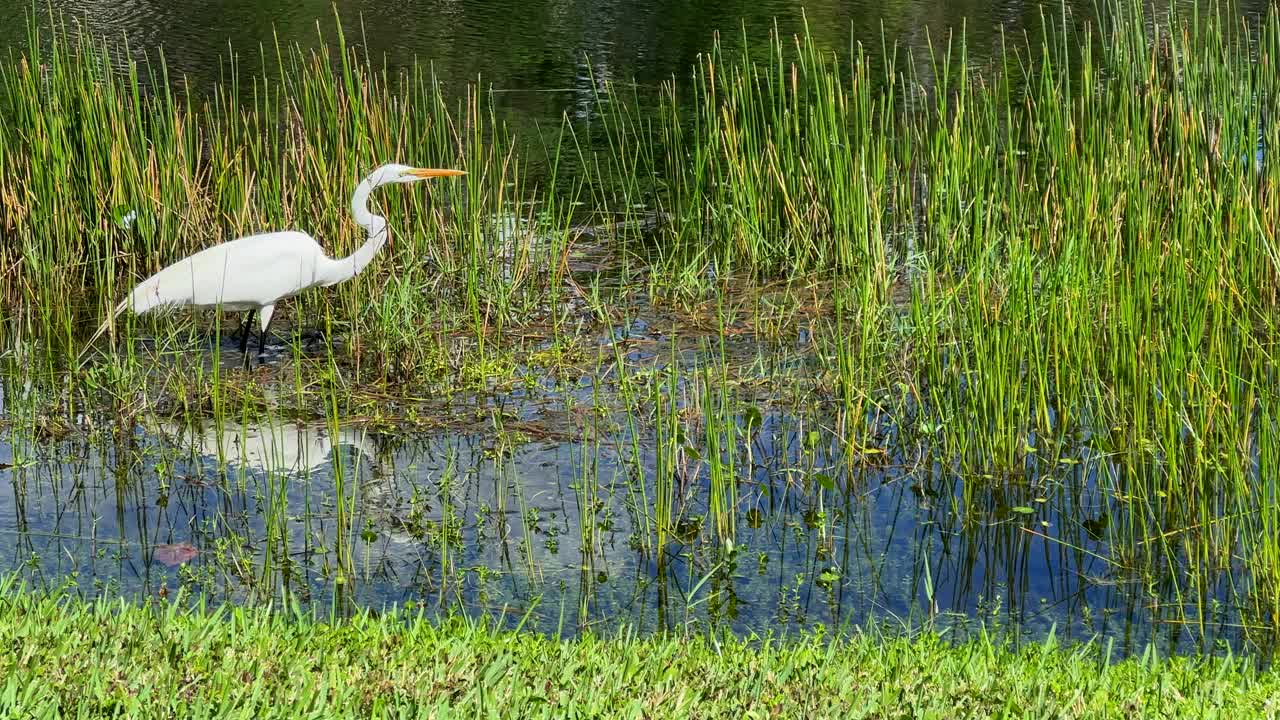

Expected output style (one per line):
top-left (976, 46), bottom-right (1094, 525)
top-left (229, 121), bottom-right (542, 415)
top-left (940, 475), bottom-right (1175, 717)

top-left (0, 11), bottom-right (576, 388)
top-left (575, 0), bottom-right (1280, 640)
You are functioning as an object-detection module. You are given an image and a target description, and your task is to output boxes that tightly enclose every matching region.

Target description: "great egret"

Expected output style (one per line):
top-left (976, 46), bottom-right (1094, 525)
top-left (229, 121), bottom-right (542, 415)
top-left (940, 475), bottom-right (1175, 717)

top-left (79, 163), bottom-right (465, 365)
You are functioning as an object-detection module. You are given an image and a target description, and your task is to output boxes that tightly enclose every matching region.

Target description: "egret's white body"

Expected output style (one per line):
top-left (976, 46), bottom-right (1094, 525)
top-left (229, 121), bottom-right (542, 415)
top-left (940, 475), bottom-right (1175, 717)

top-left (126, 231), bottom-right (327, 325)
top-left (81, 163), bottom-right (465, 363)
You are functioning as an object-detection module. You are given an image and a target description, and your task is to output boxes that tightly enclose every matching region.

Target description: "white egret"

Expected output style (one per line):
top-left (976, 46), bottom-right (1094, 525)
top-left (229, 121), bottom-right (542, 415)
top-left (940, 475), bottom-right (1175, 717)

top-left (79, 163), bottom-right (465, 365)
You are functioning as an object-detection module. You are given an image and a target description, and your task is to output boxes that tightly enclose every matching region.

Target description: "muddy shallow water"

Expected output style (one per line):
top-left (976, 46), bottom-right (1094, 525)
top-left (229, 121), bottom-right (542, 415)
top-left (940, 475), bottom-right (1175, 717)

top-left (0, 310), bottom-right (1259, 660)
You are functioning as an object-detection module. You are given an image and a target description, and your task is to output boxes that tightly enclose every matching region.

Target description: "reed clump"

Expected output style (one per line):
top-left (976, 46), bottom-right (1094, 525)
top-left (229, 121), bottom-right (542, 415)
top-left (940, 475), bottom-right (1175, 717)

top-left (0, 14), bottom-right (576, 385)
top-left (582, 0), bottom-right (1280, 644)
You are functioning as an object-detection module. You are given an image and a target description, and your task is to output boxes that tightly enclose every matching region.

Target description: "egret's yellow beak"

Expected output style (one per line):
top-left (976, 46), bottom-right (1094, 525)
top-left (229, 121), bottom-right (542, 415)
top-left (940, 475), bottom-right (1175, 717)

top-left (404, 168), bottom-right (467, 178)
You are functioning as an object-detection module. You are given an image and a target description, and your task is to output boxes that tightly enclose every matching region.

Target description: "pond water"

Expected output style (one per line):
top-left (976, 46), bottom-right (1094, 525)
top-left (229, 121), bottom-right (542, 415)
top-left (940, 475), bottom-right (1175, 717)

top-left (0, 301), bottom-right (1261, 660)
top-left (4, 0), bottom-right (1274, 118)
top-left (0, 0), bottom-right (1275, 660)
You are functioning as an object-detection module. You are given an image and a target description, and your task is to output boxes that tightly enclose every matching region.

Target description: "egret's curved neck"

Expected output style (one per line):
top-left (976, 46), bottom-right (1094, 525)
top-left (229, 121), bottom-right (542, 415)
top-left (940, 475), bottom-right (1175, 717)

top-left (319, 172), bottom-right (389, 287)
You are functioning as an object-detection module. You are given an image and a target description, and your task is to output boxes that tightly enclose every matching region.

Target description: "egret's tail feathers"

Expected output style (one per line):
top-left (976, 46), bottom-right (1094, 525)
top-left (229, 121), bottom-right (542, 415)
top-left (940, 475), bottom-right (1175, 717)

top-left (76, 298), bottom-right (130, 366)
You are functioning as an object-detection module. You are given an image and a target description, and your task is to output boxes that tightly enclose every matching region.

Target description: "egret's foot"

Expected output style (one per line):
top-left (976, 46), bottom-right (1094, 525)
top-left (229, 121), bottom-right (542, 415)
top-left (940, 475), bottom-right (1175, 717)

top-left (237, 309), bottom-right (258, 356)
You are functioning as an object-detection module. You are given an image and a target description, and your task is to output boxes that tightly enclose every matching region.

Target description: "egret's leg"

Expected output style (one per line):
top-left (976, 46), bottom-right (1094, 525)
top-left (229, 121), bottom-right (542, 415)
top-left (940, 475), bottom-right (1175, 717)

top-left (237, 310), bottom-right (257, 355)
top-left (257, 305), bottom-right (276, 357)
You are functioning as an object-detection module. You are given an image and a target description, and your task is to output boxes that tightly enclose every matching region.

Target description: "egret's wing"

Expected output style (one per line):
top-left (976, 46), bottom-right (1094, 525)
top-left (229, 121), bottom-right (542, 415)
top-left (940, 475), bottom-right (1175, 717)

top-left (127, 232), bottom-right (325, 312)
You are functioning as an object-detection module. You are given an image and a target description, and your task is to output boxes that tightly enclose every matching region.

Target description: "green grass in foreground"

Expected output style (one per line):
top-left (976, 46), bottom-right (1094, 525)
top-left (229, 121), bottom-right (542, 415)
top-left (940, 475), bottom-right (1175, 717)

top-left (0, 585), bottom-right (1276, 718)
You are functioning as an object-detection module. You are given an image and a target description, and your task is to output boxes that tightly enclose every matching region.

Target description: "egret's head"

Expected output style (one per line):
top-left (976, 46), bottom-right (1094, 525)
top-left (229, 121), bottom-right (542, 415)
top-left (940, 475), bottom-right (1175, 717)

top-left (371, 163), bottom-right (467, 187)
